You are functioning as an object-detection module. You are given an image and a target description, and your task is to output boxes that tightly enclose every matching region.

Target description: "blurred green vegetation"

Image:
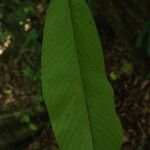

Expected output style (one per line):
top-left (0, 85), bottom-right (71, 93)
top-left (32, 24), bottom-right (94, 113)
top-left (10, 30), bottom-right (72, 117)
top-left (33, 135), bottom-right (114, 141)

top-left (0, 0), bottom-right (49, 104)
top-left (0, 0), bottom-right (58, 149)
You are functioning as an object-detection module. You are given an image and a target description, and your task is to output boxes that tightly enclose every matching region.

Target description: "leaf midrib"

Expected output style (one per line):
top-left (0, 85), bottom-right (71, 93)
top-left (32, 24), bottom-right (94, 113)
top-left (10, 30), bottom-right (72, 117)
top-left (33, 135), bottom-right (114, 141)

top-left (67, 0), bottom-right (95, 149)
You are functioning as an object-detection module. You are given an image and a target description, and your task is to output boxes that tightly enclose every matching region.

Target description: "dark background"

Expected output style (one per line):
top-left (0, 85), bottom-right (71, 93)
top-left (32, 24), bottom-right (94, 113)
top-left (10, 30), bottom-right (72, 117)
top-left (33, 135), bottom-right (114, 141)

top-left (0, 0), bottom-right (150, 149)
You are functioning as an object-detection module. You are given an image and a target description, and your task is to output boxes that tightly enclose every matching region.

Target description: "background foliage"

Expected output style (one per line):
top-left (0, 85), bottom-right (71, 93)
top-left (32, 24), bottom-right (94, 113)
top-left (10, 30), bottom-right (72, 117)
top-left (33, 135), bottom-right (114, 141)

top-left (0, 0), bottom-right (56, 149)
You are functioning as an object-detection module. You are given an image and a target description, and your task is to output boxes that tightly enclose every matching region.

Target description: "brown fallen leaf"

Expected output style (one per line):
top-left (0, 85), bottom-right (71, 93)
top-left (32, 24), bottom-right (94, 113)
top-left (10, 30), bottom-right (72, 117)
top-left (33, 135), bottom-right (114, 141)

top-left (4, 95), bottom-right (15, 105)
top-left (141, 80), bottom-right (150, 90)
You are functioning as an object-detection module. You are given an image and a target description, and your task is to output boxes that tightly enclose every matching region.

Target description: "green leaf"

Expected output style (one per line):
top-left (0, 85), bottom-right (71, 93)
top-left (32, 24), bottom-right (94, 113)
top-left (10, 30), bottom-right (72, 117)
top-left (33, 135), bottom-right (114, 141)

top-left (20, 115), bottom-right (30, 124)
top-left (110, 72), bottom-right (118, 81)
top-left (121, 60), bottom-right (134, 75)
top-left (22, 66), bottom-right (32, 77)
top-left (42, 0), bottom-right (123, 150)
top-left (3, 84), bottom-right (13, 95)
top-left (29, 123), bottom-right (38, 131)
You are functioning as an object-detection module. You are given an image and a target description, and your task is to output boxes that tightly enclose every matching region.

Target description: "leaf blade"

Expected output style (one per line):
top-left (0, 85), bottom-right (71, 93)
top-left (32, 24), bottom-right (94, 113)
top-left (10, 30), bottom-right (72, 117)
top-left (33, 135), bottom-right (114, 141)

top-left (42, 0), bottom-right (123, 149)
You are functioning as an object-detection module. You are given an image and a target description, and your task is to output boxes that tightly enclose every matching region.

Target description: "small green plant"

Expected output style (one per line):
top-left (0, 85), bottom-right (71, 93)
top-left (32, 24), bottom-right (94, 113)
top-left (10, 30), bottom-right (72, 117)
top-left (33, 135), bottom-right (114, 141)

top-left (42, 0), bottom-right (123, 150)
top-left (20, 114), bottom-right (38, 132)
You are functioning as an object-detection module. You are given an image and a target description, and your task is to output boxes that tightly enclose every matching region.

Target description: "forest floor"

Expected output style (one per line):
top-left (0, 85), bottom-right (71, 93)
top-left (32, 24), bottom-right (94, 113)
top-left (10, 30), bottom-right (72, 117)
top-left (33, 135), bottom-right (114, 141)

top-left (104, 41), bottom-right (150, 150)
top-left (0, 1), bottom-right (150, 150)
